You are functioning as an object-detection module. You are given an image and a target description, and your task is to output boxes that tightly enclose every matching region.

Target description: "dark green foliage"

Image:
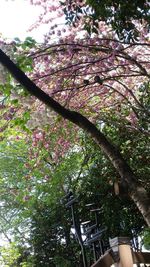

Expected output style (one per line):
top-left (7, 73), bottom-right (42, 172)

top-left (76, 140), bottom-right (146, 240)
top-left (142, 228), bottom-right (150, 250)
top-left (29, 203), bottom-right (80, 267)
top-left (61, 0), bottom-right (150, 41)
top-left (0, 80), bottom-right (149, 264)
top-left (0, 133), bottom-right (148, 265)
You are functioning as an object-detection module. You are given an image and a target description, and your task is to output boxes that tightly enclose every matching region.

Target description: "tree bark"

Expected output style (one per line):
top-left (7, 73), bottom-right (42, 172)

top-left (0, 49), bottom-right (149, 225)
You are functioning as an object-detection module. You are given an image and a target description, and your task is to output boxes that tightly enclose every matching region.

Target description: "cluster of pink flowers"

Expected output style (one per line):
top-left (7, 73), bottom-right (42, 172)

top-left (13, 0), bottom-right (149, 167)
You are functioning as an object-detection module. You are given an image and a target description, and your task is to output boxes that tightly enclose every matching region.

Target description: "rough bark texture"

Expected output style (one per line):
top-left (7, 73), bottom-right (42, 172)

top-left (0, 49), bottom-right (150, 226)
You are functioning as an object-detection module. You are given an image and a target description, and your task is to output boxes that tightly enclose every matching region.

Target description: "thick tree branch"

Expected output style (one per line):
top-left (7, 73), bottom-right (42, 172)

top-left (0, 48), bottom-right (149, 226)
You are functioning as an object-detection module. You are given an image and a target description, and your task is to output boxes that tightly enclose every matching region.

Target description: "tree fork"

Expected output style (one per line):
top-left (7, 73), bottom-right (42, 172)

top-left (0, 48), bottom-right (149, 226)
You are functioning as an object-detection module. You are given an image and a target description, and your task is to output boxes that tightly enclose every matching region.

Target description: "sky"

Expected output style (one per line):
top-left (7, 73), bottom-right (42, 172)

top-left (0, 0), bottom-right (47, 41)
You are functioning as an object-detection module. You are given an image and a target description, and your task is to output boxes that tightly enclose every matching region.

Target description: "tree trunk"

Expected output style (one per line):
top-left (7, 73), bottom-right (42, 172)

top-left (0, 49), bottom-right (149, 225)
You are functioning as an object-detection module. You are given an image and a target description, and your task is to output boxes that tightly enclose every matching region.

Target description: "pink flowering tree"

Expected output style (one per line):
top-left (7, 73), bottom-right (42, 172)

top-left (0, 1), bottom-right (150, 225)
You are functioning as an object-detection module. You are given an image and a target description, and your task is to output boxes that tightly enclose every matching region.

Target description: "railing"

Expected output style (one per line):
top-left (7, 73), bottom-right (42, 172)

top-left (91, 236), bottom-right (150, 267)
top-left (62, 192), bottom-right (150, 267)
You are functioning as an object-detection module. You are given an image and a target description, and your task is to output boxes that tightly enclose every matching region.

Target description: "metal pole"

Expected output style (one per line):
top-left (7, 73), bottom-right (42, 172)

top-left (71, 205), bottom-right (87, 267)
top-left (92, 243), bottom-right (97, 262)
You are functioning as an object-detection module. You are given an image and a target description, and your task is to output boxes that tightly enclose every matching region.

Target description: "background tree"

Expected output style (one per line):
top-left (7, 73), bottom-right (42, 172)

top-left (0, 2), bottom-right (149, 265)
top-left (0, 34), bottom-right (150, 224)
top-left (28, 0), bottom-right (150, 42)
top-left (0, 129), bottom-right (148, 266)
top-left (60, 0), bottom-right (150, 41)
